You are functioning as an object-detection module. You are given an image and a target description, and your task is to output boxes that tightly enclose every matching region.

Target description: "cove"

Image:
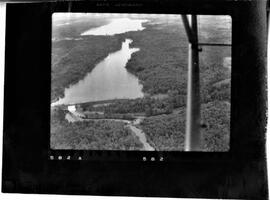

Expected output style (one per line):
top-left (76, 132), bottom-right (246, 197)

top-left (52, 39), bottom-right (144, 106)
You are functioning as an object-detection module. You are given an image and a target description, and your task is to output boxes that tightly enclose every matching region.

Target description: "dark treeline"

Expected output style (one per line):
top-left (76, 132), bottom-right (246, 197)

top-left (80, 90), bottom-right (186, 117)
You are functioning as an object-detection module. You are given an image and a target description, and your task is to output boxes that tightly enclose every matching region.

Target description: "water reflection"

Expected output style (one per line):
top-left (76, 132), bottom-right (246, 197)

top-left (52, 39), bottom-right (144, 105)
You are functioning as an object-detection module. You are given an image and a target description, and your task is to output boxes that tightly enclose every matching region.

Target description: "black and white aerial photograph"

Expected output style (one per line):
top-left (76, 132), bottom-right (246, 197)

top-left (50, 13), bottom-right (231, 151)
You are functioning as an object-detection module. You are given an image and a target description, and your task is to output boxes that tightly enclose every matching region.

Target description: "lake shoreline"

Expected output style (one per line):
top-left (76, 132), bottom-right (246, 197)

top-left (51, 36), bottom-right (126, 102)
top-left (51, 15), bottom-right (231, 151)
top-left (52, 39), bottom-right (144, 106)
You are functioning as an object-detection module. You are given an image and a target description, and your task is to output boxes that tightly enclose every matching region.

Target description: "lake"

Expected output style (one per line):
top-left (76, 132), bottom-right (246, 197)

top-left (52, 39), bottom-right (144, 106)
top-left (81, 18), bottom-right (148, 36)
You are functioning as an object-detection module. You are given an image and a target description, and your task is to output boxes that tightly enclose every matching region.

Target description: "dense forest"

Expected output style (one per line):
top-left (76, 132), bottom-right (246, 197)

top-left (51, 15), bottom-right (231, 151)
top-left (140, 101), bottom-right (230, 151)
top-left (121, 18), bottom-right (231, 100)
top-left (51, 108), bottom-right (143, 150)
top-left (122, 21), bottom-right (189, 95)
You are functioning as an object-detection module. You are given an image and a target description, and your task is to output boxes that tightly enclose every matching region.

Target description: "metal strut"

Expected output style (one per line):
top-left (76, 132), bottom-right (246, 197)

top-left (181, 15), bottom-right (201, 151)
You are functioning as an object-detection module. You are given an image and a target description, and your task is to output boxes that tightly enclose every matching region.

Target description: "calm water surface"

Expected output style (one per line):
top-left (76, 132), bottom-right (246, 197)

top-left (52, 39), bottom-right (144, 105)
top-left (81, 18), bottom-right (148, 36)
